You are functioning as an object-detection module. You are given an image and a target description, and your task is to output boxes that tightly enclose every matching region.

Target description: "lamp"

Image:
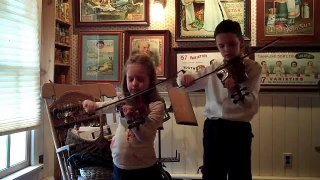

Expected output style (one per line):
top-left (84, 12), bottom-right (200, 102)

top-left (153, 0), bottom-right (167, 8)
top-left (151, 0), bottom-right (166, 21)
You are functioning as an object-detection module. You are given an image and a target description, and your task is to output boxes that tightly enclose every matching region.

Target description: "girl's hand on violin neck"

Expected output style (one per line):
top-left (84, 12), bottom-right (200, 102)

top-left (122, 104), bottom-right (135, 121)
top-left (182, 74), bottom-right (195, 87)
top-left (82, 100), bottom-right (97, 113)
top-left (122, 103), bottom-right (148, 122)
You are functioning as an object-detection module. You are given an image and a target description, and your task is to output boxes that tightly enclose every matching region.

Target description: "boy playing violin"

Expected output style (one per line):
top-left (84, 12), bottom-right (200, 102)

top-left (177, 20), bottom-right (262, 180)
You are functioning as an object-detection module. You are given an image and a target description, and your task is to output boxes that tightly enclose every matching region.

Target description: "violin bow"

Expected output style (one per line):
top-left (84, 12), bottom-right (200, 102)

top-left (96, 70), bottom-right (184, 111)
top-left (96, 38), bottom-right (280, 111)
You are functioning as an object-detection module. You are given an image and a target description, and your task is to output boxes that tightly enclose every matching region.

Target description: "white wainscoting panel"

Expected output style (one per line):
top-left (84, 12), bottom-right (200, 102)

top-left (157, 93), bottom-right (320, 178)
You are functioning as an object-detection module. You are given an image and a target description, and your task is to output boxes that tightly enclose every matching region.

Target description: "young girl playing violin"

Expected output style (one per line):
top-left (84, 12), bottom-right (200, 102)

top-left (177, 20), bottom-right (262, 180)
top-left (82, 54), bottom-right (165, 180)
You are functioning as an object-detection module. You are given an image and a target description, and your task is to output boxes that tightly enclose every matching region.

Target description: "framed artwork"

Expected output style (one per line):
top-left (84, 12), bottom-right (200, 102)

top-left (78, 30), bottom-right (123, 83)
top-left (254, 48), bottom-right (320, 91)
top-left (124, 30), bottom-right (171, 80)
top-left (171, 47), bottom-right (223, 74)
top-left (256, 0), bottom-right (320, 46)
top-left (74, 0), bottom-right (149, 27)
top-left (175, 0), bottom-right (251, 42)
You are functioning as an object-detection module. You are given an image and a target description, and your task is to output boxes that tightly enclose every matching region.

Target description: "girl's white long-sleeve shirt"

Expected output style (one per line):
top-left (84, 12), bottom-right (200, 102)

top-left (177, 59), bottom-right (262, 122)
top-left (95, 100), bottom-right (164, 170)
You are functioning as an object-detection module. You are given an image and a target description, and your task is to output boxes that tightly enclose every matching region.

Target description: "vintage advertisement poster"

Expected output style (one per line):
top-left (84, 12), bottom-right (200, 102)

top-left (85, 39), bottom-right (115, 76)
top-left (264, 0), bottom-right (314, 36)
top-left (79, 31), bottom-right (122, 83)
top-left (80, 0), bottom-right (145, 22)
top-left (178, 0), bottom-right (246, 39)
top-left (129, 37), bottom-right (164, 76)
top-left (255, 52), bottom-right (320, 85)
top-left (221, 1), bottom-right (245, 34)
top-left (176, 52), bottom-right (223, 73)
top-left (81, 37), bottom-right (121, 82)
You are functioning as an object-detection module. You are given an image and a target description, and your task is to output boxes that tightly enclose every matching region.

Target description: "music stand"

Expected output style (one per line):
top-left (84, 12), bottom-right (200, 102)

top-left (167, 87), bottom-right (198, 126)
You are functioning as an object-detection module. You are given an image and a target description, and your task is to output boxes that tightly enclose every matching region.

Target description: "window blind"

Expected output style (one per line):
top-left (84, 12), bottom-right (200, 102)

top-left (0, 0), bottom-right (41, 135)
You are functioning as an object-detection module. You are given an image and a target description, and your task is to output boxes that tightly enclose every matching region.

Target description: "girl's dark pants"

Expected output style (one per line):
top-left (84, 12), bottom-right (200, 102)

top-left (202, 118), bottom-right (253, 180)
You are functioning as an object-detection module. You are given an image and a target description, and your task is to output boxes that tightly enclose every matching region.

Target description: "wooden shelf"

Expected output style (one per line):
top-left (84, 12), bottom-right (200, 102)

top-left (56, 18), bottom-right (71, 26)
top-left (55, 42), bottom-right (71, 48)
top-left (53, 0), bottom-right (71, 85)
top-left (55, 63), bottom-right (70, 67)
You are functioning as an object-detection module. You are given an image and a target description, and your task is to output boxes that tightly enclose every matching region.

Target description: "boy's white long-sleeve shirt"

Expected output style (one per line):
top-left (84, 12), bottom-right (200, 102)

top-left (95, 100), bottom-right (164, 170)
top-left (177, 59), bottom-right (262, 122)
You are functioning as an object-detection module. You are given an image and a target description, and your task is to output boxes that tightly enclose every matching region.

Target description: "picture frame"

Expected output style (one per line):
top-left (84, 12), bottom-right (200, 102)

top-left (78, 30), bottom-right (123, 83)
top-left (171, 47), bottom-right (223, 75)
top-left (253, 47), bottom-right (320, 91)
top-left (74, 0), bottom-right (149, 27)
top-left (124, 30), bottom-right (171, 80)
top-left (256, 0), bottom-right (320, 46)
top-left (175, 0), bottom-right (251, 42)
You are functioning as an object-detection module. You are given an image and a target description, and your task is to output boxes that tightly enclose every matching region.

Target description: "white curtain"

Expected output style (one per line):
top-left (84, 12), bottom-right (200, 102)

top-left (0, 0), bottom-right (41, 135)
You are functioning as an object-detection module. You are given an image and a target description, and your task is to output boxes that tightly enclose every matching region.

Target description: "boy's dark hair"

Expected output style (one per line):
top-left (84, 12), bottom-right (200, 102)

top-left (214, 20), bottom-right (242, 38)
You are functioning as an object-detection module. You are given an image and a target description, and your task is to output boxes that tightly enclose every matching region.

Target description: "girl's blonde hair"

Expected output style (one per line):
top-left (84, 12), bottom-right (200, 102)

top-left (121, 53), bottom-right (162, 103)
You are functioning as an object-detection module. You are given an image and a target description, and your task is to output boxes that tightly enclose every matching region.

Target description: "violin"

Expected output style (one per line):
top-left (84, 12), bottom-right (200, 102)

top-left (216, 56), bottom-right (249, 104)
top-left (178, 39), bottom-right (280, 104)
top-left (115, 97), bottom-right (149, 130)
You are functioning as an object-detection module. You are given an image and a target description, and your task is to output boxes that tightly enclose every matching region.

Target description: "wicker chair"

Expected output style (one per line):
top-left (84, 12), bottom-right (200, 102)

top-left (41, 83), bottom-right (117, 180)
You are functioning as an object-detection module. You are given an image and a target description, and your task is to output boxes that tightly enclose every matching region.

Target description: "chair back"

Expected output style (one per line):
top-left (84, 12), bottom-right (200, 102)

top-left (41, 83), bottom-right (117, 180)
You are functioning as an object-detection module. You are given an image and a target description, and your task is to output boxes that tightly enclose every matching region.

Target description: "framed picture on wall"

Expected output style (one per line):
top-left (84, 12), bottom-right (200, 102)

top-left (124, 30), bottom-right (171, 80)
top-left (171, 47), bottom-right (223, 74)
top-left (175, 0), bottom-right (251, 42)
top-left (256, 0), bottom-right (320, 46)
top-left (74, 0), bottom-right (149, 27)
top-left (254, 47), bottom-right (320, 91)
top-left (78, 30), bottom-right (123, 83)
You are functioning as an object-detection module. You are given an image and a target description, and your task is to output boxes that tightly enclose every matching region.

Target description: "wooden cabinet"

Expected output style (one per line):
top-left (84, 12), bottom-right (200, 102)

top-left (42, 0), bottom-right (72, 85)
top-left (54, 0), bottom-right (71, 84)
top-left (41, 0), bottom-right (73, 178)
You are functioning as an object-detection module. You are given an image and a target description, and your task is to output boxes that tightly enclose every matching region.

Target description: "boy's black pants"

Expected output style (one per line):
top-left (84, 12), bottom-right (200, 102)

top-left (202, 119), bottom-right (253, 180)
